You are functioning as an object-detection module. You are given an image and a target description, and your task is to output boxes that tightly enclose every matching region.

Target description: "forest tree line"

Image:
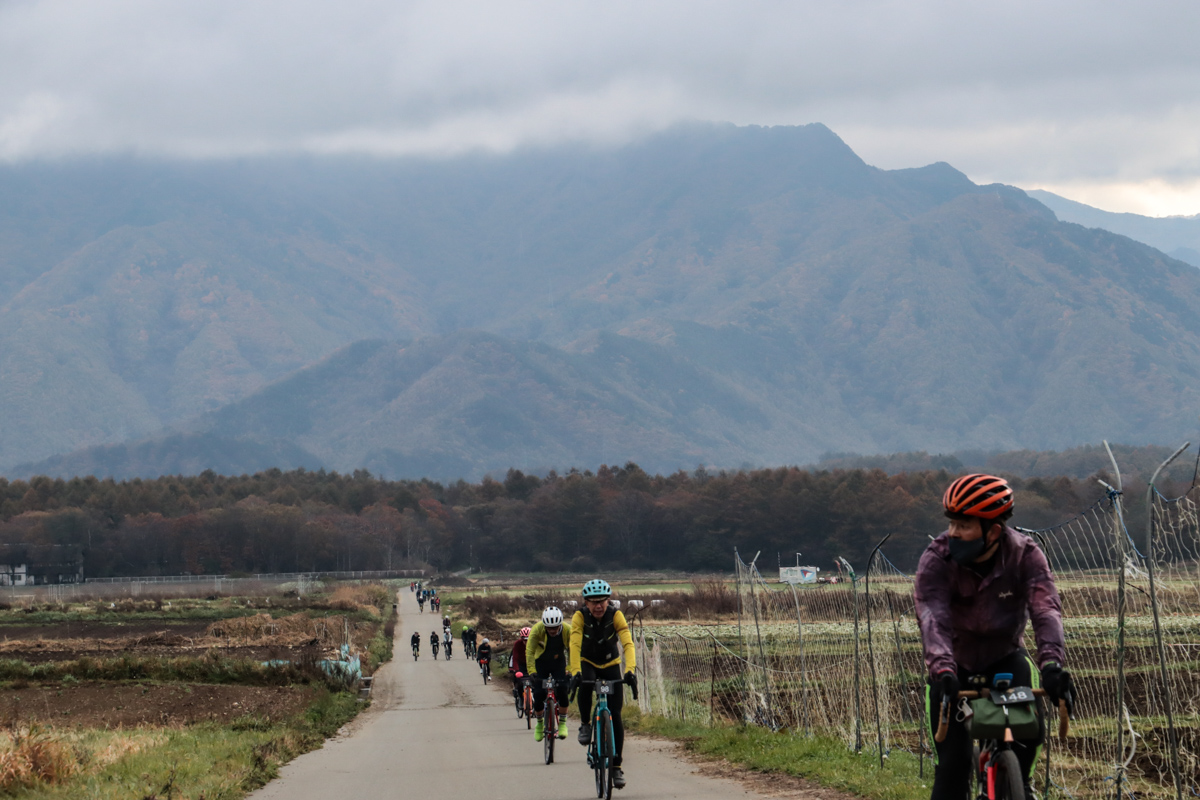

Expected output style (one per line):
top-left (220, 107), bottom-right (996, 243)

top-left (0, 462), bottom-right (1128, 578)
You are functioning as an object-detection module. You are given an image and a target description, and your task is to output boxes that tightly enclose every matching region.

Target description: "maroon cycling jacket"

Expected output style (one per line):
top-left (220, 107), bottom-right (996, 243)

top-left (510, 639), bottom-right (528, 675)
top-left (914, 526), bottom-right (1066, 678)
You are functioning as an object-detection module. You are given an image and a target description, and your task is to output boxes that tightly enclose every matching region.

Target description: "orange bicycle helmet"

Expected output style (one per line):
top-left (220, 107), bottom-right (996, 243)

top-left (943, 474), bottom-right (1013, 519)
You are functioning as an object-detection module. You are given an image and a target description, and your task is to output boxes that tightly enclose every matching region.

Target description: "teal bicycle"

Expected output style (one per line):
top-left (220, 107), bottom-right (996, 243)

top-left (580, 678), bottom-right (637, 799)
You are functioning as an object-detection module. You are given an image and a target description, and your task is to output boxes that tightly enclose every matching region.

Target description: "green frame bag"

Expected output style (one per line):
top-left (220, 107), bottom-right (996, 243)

top-left (969, 697), bottom-right (1039, 740)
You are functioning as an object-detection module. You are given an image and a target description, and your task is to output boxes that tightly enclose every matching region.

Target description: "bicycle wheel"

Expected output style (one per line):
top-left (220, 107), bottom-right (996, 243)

top-left (516, 692), bottom-right (524, 718)
top-left (994, 749), bottom-right (1024, 800)
top-left (603, 708), bottom-right (616, 800)
top-left (593, 742), bottom-right (606, 799)
top-left (526, 691), bottom-right (533, 728)
top-left (544, 704), bottom-right (555, 764)
top-left (596, 708), bottom-right (612, 800)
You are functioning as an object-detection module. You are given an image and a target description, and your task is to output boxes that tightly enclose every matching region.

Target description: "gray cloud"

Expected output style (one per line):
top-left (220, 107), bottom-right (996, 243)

top-left (3, 0), bottom-right (1200, 211)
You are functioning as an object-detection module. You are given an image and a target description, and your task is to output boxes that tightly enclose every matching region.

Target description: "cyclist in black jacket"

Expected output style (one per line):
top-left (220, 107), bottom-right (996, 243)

top-left (477, 638), bottom-right (492, 674)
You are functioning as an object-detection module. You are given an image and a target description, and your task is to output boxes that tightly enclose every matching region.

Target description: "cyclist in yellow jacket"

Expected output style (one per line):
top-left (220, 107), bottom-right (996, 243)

top-left (527, 606), bottom-right (573, 742)
top-left (569, 579), bottom-right (636, 790)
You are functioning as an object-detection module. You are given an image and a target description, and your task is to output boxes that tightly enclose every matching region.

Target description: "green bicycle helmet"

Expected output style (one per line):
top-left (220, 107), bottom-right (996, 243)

top-left (582, 579), bottom-right (612, 598)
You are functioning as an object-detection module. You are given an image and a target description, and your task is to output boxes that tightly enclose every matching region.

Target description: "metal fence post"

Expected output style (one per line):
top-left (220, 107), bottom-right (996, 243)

top-left (865, 534), bottom-right (890, 768)
top-left (747, 552), bottom-right (773, 726)
top-left (735, 549), bottom-right (748, 724)
top-left (681, 636), bottom-right (690, 722)
top-left (1103, 441), bottom-right (1129, 800)
top-left (842, 557), bottom-right (864, 753)
top-left (1146, 443), bottom-right (1188, 800)
top-left (788, 581), bottom-right (811, 736)
top-left (710, 636), bottom-right (717, 726)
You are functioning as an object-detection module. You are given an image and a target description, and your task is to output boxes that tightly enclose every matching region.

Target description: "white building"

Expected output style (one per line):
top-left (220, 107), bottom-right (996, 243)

top-left (779, 565), bottom-right (820, 585)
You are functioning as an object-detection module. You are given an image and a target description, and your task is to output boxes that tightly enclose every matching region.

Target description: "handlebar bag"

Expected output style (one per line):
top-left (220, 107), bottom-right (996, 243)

top-left (969, 697), bottom-right (1038, 740)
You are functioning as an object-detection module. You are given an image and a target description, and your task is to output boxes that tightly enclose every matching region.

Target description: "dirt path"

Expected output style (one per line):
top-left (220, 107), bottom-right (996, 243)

top-left (250, 590), bottom-right (854, 800)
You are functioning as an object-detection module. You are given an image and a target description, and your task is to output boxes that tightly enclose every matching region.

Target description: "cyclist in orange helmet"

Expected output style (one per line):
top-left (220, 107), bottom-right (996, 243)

top-left (914, 474), bottom-right (1072, 800)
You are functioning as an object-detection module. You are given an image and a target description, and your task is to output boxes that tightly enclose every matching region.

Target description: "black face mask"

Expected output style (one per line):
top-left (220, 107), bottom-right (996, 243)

top-left (948, 535), bottom-right (989, 565)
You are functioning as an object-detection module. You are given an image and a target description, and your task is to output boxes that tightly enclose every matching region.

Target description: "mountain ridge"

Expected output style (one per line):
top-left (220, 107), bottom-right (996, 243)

top-left (1027, 189), bottom-right (1200, 266)
top-left (3, 123), bottom-right (1200, 477)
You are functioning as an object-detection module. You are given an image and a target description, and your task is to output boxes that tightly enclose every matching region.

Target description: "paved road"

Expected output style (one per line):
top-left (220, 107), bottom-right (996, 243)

top-left (251, 592), bottom-right (775, 800)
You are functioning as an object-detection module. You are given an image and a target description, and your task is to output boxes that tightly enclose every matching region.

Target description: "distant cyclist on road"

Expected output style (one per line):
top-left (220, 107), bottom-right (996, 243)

top-left (569, 579), bottom-right (636, 790)
top-left (467, 625), bottom-right (478, 658)
top-left (915, 474), bottom-right (1073, 800)
top-left (461, 624), bottom-right (472, 657)
top-left (410, 631), bottom-right (420, 658)
top-left (528, 606), bottom-right (572, 742)
top-left (430, 631), bottom-right (440, 659)
top-left (443, 628), bottom-right (453, 659)
top-left (477, 637), bottom-right (492, 676)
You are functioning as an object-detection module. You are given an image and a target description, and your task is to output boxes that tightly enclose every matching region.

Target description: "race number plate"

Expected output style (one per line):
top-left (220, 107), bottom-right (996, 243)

top-left (993, 686), bottom-right (1035, 705)
top-left (598, 683), bottom-right (612, 694)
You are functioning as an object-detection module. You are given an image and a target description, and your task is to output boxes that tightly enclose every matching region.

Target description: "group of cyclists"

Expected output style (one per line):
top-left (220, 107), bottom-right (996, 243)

top-left (505, 579), bottom-right (637, 790)
top-left (400, 472), bottom-right (1072, 800)
top-left (405, 578), bottom-right (637, 791)
top-left (411, 615), bottom-right (472, 661)
top-left (411, 582), bottom-right (440, 613)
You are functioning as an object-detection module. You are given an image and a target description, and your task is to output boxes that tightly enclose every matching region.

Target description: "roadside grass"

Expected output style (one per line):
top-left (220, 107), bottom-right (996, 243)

top-left (7, 689), bottom-right (361, 799)
top-left (366, 605), bottom-right (397, 672)
top-left (625, 709), bottom-right (929, 800)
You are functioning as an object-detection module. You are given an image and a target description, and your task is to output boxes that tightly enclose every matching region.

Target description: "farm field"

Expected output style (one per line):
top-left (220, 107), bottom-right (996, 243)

top-left (0, 581), bottom-right (397, 798)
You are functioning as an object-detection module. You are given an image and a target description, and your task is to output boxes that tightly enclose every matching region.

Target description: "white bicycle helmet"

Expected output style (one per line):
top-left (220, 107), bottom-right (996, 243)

top-left (542, 606), bottom-right (564, 627)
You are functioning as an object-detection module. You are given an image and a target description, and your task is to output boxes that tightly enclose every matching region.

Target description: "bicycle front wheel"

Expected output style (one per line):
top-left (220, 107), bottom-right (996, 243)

top-left (594, 750), bottom-right (606, 799)
top-left (603, 708), bottom-right (616, 800)
top-left (596, 709), bottom-right (612, 800)
top-left (544, 704), bottom-right (555, 764)
top-left (994, 749), bottom-right (1024, 800)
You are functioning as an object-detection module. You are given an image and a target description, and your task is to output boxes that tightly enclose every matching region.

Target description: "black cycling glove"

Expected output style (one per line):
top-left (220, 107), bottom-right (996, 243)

top-left (1041, 662), bottom-right (1075, 718)
top-left (624, 671), bottom-right (637, 697)
top-left (568, 673), bottom-right (581, 703)
top-left (937, 670), bottom-right (960, 703)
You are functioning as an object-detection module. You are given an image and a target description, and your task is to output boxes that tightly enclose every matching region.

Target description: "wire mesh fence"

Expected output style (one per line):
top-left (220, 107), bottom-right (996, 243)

top-left (632, 442), bottom-right (1200, 800)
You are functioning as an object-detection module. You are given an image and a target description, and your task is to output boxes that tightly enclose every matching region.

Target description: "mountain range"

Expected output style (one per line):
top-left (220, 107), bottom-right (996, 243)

top-left (1027, 190), bottom-right (1200, 267)
top-left (5, 123), bottom-right (1200, 480)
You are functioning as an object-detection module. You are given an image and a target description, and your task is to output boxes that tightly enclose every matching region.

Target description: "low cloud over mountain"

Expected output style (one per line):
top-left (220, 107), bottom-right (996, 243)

top-left (5, 124), bottom-right (1200, 479)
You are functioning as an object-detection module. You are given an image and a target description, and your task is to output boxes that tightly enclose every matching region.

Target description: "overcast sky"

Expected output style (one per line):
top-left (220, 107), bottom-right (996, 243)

top-left (2, 0), bottom-right (1199, 215)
